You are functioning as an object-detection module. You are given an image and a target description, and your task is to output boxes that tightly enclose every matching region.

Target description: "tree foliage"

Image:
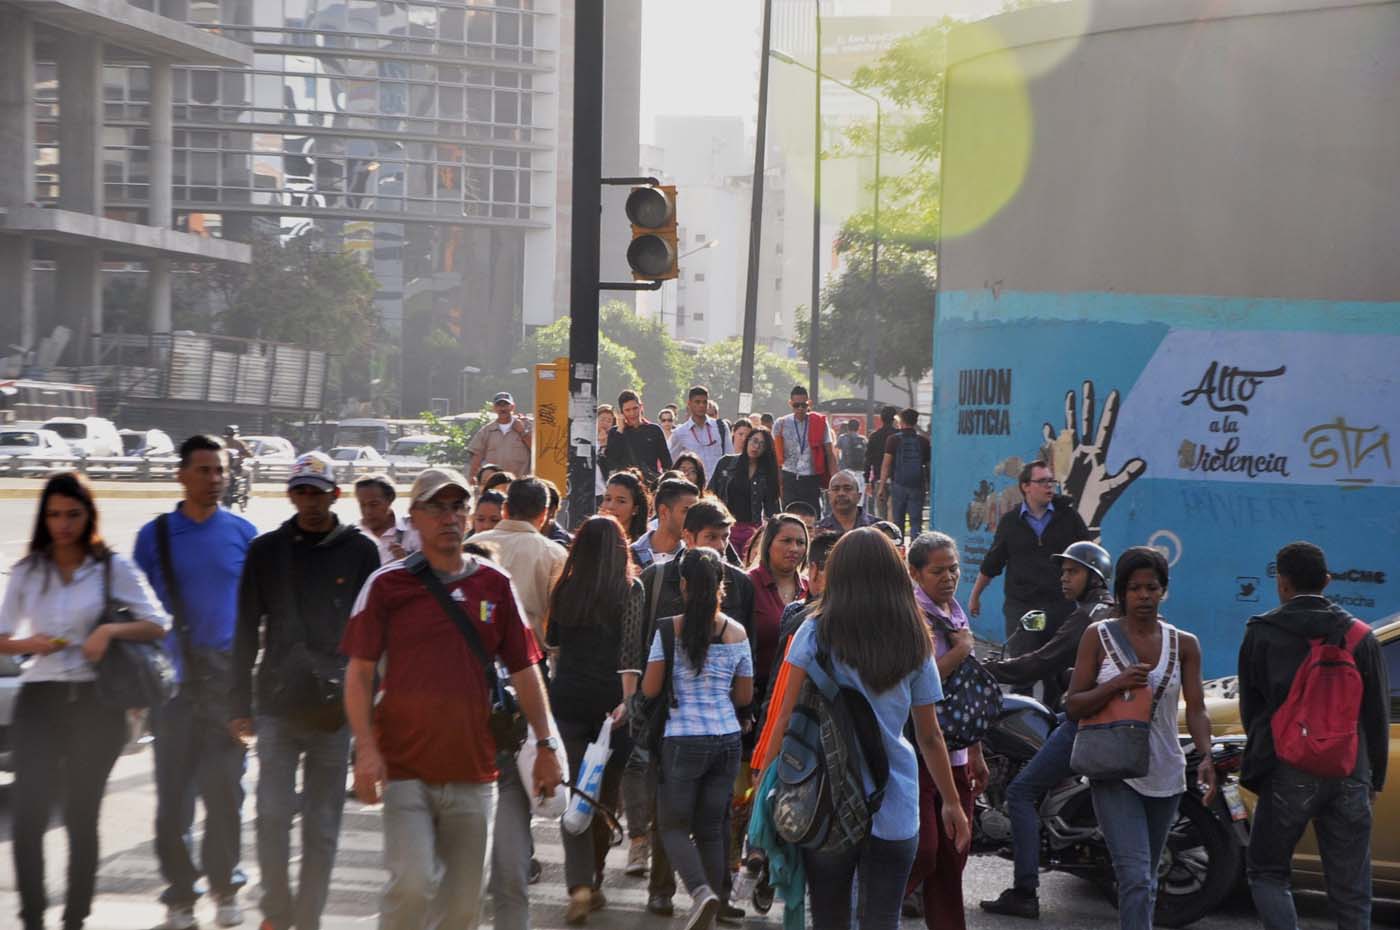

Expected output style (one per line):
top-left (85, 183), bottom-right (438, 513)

top-left (690, 338), bottom-right (803, 419)
top-left (419, 409), bottom-right (490, 471)
top-left (505, 317), bottom-right (642, 411)
top-left (600, 302), bottom-right (692, 408)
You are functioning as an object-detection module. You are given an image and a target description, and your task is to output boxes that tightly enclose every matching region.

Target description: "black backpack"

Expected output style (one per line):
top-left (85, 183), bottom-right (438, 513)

top-left (772, 646), bottom-right (890, 854)
top-left (892, 430), bottom-right (925, 489)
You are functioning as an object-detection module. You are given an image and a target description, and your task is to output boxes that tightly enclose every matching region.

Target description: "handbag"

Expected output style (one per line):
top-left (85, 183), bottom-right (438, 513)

top-left (930, 613), bottom-right (1003, 750)
top-left (406, 553), bottom-right (527, 755)
top-left (155, 514), bottom-right (234, 724)
top-left (1070, 620), bottom-right (1178, 780)
top-left (627, 615), bottom-right (676, 762)
top-left (268, 537), bottom-right (347, 731)
top-left (94, 555), bottom-right (177, 709)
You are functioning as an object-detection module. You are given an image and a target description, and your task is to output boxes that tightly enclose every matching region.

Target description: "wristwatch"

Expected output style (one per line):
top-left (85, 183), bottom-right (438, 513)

top-left (536, 736), bottom-right (559, 751)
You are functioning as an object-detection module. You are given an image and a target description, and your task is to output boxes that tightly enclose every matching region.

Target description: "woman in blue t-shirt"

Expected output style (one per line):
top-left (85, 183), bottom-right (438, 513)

top-left (642, 547), bottom-right (754, 930)
top-left (761, 527), bottom-right (971, 930)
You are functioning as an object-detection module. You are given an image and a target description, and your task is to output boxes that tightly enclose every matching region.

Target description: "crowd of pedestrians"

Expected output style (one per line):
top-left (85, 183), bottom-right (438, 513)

top-left (0, 384), bottom-right (1387, 930)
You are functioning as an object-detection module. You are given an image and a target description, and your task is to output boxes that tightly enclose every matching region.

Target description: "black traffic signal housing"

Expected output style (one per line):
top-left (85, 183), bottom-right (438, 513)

top-left (625, 184), bottom-right (679, 281)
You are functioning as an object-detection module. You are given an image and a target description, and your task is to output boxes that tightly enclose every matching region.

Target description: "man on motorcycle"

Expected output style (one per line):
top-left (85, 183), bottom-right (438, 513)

top-left (980, 541), bottom-right (1114, 919)
top-left (221, 426), bottom-right (253, 510)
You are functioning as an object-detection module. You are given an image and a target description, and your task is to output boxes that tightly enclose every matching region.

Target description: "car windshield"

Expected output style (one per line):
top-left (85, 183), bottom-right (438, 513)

top-left (0, 431), bottom-right (40, 447)
top-left (389, 439), bottom-right (437, 455)
top-left (331, 448), bottom-right (359, 461)
top-left (121, 434), bottom-right (145, 453)
top-left (46, 422), bottom-right (86, 439)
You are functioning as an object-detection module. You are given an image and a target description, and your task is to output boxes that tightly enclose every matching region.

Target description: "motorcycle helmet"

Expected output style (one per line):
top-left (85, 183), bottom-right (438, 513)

top-left (1051, 541), bottom-right (1111, 586)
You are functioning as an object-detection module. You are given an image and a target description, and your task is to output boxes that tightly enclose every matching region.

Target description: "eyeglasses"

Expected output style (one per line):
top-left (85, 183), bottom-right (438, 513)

top-left (1027, 478), bottom-right (1057, 487)
top-left (417, 499), bottom-right (469, 518)
top-left (659, 416), bottom-right (674, 423)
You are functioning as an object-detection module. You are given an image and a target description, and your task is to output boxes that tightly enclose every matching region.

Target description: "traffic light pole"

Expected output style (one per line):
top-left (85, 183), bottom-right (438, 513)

top-left (738, 0), bottom-right (773, 417)
top-left (565, 0), bottom-right (605, 530)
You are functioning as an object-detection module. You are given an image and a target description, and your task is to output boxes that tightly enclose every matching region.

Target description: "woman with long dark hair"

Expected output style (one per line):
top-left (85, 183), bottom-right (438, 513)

top-left (599, 469), bottom-right (651, 543)
top-left (642, 547), bottom-right (753, 930)
top-left (0, 472), bottom-right (169, 930)
top-left (747, 514), bottom-right (808, 708)
top-left (673, 451), bottom-right (708, 498)
top-left (546, 514), bottom-right (647, 923)
top-left (1065, 547), bottom-right (1215, 930)
top-left (712, 426), bottom-right (780, 564)
top-left (760, 528), bottom-right (970, 930)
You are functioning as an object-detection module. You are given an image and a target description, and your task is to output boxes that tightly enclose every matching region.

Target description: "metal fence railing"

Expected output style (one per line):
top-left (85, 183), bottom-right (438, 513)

top-left (0, 455), bottom-right (427, 486)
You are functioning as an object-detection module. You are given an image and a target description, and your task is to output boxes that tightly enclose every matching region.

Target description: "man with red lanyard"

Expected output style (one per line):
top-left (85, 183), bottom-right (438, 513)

top-left (668, 385), bottom-right (730, 478)
top-left (772, 385), bottom-right (836, 513)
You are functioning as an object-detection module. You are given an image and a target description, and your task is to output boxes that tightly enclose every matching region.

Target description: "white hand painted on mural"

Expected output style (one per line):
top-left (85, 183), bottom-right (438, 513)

top-left (1042, 380), bottom-right (1147, 535)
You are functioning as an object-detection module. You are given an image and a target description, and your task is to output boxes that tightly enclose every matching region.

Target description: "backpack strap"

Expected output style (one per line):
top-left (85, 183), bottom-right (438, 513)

top-left (659, 617), bottom-right (677, 709)
top-left (1342, 618), bottom-right (1370, 653)
top-left (156, 513), bottom-right (196, 673)
top-left (811, 645), bottom-right (891, 813)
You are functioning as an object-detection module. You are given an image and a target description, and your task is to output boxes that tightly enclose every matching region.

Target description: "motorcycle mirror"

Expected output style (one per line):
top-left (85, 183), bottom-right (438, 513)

top-left (1019, 610), bottom-right (1047, 632)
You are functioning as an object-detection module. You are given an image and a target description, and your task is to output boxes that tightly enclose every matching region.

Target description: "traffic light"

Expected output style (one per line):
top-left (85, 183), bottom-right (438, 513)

top-left (625, 184), bottom-right (679, 281)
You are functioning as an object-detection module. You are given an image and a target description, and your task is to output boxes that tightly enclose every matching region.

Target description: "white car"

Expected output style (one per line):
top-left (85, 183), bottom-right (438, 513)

top-left (118, 428), bottom-right (174, 457)
top-left (328, 445), bottom-right (386, 465)
top-left (384, 434), bottom-right (443, 467)
top-left (0, 427), bottom-right (72, 458)
top-left (244, 435), bottom-right (297, 462)
top-left (40, 416), bottom-right (122, 457)
top-left (0, 654), bottom-right (22, 771)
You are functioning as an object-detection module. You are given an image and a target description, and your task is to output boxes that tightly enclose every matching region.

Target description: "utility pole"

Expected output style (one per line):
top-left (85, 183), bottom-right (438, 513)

top-left (566, 1), bottom-right (604, 529)
top-left (808, 6), bottom-right (822, 406)
top-left (738, 0), bottom-right (774, 417)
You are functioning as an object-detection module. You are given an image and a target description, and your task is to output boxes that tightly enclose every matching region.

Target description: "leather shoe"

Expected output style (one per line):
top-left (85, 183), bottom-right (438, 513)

top-left (980, 887), bottom-right (1040, 919)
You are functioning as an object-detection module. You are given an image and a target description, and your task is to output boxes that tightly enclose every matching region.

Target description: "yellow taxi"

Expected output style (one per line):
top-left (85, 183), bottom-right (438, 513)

top-left (1189, 615), bottom-right (1400, 897)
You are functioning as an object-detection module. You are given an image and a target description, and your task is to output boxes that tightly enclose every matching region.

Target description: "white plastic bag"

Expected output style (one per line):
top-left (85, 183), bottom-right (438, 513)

top-left (516, 713), bottom-right (570, 819)
top-left (562, 716), bottom-right (614, 835)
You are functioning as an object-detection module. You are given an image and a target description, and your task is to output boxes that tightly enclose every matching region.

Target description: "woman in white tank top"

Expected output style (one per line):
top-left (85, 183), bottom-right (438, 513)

top-left (1065, 547), bottom-right (1217, 930)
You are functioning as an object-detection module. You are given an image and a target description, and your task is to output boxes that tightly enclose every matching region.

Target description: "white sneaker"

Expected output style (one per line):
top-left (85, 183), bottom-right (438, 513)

top-left (685, 886), bottom-right (720, 930)
top-left (161, 904), bottom-right (198, 930)
top-left (214, 893), bottom-right (244, 927)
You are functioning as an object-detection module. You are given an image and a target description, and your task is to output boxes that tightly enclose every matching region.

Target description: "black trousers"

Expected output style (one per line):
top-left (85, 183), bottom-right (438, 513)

top-left (780, 471), bottom-right (822, 513)
top-left (12, 681), bottom-right (127, 930)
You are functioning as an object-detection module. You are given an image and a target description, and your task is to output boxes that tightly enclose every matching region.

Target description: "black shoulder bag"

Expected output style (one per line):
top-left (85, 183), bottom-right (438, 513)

top-left (155, 514), bottom-right (233, 723)
top-left (627, 616), bottom-right (677, 764)
top-left (268, 535), bottom-right (347, 731)
top-left (405, 553), bottom-right (527, 755)
top-left (94, 555), bottom-right (177, 709)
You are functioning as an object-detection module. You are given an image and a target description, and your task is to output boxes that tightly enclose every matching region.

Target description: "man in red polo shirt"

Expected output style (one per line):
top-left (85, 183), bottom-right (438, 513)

top-left (342, 467), bottom-right (562, 930)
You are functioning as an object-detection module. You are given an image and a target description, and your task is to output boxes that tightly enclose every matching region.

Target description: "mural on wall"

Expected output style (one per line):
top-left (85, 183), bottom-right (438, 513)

top-left (933, 293), bottom-right (1400, 677)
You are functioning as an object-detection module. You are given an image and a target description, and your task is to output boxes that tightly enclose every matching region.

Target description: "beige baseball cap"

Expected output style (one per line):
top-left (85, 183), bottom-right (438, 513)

top-left (409, 467), bottom-right (472, 504)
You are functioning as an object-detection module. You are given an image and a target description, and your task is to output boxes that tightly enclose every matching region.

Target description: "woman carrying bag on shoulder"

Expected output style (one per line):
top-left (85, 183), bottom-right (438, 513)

top-left (641, 547), bottom-right (753, 930)
top-left (1065, 546), bottom-right (1216, 930)
top-left (0, 472), bottom-right (169, 930)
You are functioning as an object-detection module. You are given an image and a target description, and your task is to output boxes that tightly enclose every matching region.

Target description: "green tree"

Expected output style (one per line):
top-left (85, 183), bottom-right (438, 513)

top-left (419, 409), bottom-right (490, 471)
top-left (798, 243), bottom-right (935, 406)
top-left (599, 302), bottom-right (692, 409)
top-left (505, 317), bottom-right (642, 411)
top-left (690, 338), bottom-right (803, 419)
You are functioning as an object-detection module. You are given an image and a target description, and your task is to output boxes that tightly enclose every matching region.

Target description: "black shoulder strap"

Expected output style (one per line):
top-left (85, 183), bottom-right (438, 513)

top-left (406, 552), bottom-right (498, 698)
top-left (155, 515), bottom-right (191, 640)
top-left (659, 616), bottom-right (677, 707)
top-left (813, 645), bottom-right (891, 811)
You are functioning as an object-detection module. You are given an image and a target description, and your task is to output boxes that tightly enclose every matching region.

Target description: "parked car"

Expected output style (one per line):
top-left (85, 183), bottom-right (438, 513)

top-left (384, 434), bottom-right (443, 467)
top-left (0, 427), bottom-right (72, 459)
top-left (118, 428), bottom-right (174, 457)
top-left (244, 435), bottom-right (297, 462)
top-left (328, 445), bottom-right (386, 465)
top-left (1187, 612), bottom-right (1400, 898)
top-left (0, 654), bottom-right (23, 771)
top-left (40, 416), bottom-right (122, 457)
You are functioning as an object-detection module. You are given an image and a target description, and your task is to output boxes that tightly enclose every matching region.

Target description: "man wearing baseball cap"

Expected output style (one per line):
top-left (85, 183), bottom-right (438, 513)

top-left (231, 452), bottom-right (381, 930)
top-left (342, 467), bottom-right (561, 930)
top-left (468, 392), bottom-right (533, 478)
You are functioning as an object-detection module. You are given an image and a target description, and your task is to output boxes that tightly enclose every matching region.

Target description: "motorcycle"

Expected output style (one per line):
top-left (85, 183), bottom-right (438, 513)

top-left (221, 452), bottom-right (250, 512)
top-left (975, 693), bottom-right (1249, 927)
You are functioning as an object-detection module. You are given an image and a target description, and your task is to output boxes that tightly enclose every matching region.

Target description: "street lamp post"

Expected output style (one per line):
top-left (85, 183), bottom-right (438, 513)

top-left (811, 6), bottom-right (822, 407)
top-left (768, 50), bottom-right (883, 428)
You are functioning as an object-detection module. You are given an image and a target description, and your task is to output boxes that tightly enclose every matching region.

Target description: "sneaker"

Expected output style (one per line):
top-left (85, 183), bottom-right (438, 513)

top-left (685, 887), bottom-right (720, 930)
top-left (716, 901), bottom-right (745, 926)
top-left (750, 875), bottom-right (774, 915)
top-left (528, 857), bottom-right (543, 885)
top-left (160, 905), bottom-right (198, 930)
top-left (565, 887), bottom-right (592, 925)
top-left (646, 894), bottom-right (674, 917)
top-left (625, 838), bottom-right (649, 876)
top-left (214, 893), bottom-right (244, 928)
top-left (979, 887), bottom-right (1040, 919)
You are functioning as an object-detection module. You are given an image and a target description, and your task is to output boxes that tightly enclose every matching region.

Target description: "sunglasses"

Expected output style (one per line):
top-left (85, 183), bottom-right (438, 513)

top-left (791, 401), bottom-right (810, 409)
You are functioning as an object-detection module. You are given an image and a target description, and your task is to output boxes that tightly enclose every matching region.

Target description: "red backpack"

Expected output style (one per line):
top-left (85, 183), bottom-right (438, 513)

top-left (1271, 618), bottom-right (1370, 778)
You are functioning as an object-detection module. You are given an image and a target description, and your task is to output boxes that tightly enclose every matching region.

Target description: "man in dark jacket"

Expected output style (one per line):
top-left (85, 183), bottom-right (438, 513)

top-left (1240, 541), bottom-right (1389, 930)
top-left (230, 452), bottom-right (380, 930)
top-left (864, 406), bottom-right (898, 519)
top-left (601, 389), bottom-right (672, 483)
top-left (968, 460), bottom-right (1092, 654)
top-left (633, 500), bottom-right (755, 920)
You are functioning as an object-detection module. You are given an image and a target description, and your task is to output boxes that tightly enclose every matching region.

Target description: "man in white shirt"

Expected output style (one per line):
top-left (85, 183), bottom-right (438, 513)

top-left (668, 385), bottom-right (730, 477)
top-left (354, 474), bottom-right (421, 564)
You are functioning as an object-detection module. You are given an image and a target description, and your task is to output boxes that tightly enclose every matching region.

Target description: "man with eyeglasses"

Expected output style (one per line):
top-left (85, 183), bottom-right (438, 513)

top-left (968, 459), bottom-right (1093, 654)
top-left (668, 385), bottom-right (731, 478)
top-left (468, 391), bottom-right (533, 479)
top-left (773, 385), bottom-right (836, 513)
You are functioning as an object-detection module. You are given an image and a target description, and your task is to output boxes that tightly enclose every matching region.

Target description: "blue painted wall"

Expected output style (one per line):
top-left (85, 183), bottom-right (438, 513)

top-left (931, 290), bottom-right (1400, 678)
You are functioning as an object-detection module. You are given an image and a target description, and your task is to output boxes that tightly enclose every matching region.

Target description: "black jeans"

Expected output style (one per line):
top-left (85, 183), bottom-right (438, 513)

top-left (152, 690), bottom-right (248, 906)
top-left (558, 715), bottom-right (628, 892)
top-left (780, 471), bottom-right (822, 513)
top-left (657, 734), bottom-right (741, 898)
top-left (1247, 763), bottom-right (1374, 930)
top-left (804, 832), bottom-right (919, 930)
top-left (12, 682), bottom-right (127, 930)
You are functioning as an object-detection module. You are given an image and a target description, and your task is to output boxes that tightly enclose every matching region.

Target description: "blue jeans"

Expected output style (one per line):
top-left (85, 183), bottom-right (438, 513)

top-left (1091, 781), bottom-right (1181, 930)
top-left (488, 751), bottom-right (533, 930)
top-left (890, 482), bottom-right (925, 538)
top-left (805, 832), bottom-right (919, 930)
top-left (153, 692), bottom-right (248, 907)
top-left (1006, 716), bottom-right (1077, 892)
top-left (658, 734), bottom-right (742, 898)
top-left (381, 779), bottom-right (496, 930)
top-left (1246, 763), bottom-right (1373, 930)
top-left (254, 715), bottom-right (350, 930)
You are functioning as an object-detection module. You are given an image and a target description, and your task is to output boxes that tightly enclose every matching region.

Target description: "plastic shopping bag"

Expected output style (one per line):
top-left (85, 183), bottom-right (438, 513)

top-left (562, 716), bottom-right (613, 836)
top-left (516, 713), bottom-right (570, 818)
